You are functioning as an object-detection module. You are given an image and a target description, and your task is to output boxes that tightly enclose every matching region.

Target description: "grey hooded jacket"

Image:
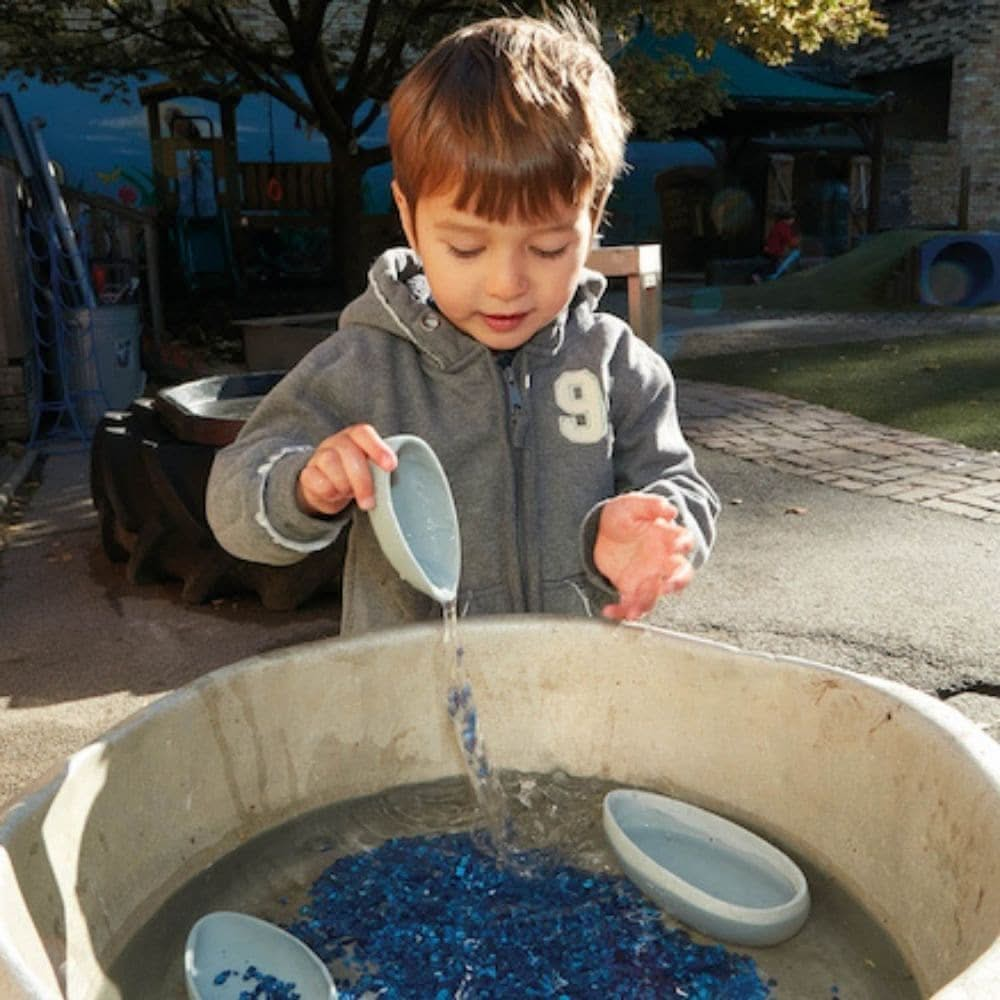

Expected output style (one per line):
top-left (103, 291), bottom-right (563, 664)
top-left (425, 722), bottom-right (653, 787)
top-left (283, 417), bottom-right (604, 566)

top-left (206, 248), bottom-right (719, 636)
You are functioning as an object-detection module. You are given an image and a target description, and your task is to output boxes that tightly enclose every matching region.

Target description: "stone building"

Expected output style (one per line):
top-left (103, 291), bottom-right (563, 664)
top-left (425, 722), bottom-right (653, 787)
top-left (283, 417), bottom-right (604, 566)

top-left (835, 0), bottom-right (1000, 229)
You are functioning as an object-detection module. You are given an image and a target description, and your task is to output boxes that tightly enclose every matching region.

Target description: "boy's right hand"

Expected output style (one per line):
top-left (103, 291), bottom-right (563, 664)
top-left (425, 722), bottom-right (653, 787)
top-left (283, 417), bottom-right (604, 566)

top-left (296, 424), bottom-right (398, 517)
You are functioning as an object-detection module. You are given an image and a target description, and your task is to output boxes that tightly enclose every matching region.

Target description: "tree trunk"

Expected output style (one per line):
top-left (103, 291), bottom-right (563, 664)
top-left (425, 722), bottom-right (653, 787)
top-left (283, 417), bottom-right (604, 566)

top-left (327, 145), bottom-right (372, 300)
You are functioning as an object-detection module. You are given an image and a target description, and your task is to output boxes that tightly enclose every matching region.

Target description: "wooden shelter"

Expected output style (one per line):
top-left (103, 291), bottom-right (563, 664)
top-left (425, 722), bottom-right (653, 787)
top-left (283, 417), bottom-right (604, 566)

top-left (622, 29), bottom-right (892, 268)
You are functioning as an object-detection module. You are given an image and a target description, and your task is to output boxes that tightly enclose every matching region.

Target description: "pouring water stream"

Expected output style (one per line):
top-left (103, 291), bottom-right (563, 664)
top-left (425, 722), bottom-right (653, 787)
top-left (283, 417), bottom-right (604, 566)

top-left (367, 435), bottom-right (513, 856)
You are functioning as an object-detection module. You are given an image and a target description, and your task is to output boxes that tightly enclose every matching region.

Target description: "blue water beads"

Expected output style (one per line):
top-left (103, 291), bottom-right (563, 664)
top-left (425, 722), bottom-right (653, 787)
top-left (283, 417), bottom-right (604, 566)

top-left (211, 964), bottom-right (301, 999)
top-left (288, 832), bottom-right (770, 998)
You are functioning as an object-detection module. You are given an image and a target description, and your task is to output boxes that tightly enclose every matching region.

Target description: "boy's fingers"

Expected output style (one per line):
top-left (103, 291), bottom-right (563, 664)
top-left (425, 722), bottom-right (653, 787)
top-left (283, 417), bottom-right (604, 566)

top-left (339, 446), bottom-right (378, 511)
top-left (299, 464), bottom-right (331, 497)
top-left (347, 424), bottom-right (398, 471)
top-left (662, 557), bottom-right (694, 593)
top-left (611, 575), bottom-right (661, 621)
top-left (298, 465), bottom-right (348, 515)
top-left (602, 493), bottom-right (675, 531)
top-left (309, 447), bottom-right (351, 495)
top-left (306, 425), bottom-right (396, 512)
top-left (669, 527), bottom-right (696, 556)
top-left (604, 555), bottom-right (693, 621)
top-left (628, 493), bottom-right (678, 522)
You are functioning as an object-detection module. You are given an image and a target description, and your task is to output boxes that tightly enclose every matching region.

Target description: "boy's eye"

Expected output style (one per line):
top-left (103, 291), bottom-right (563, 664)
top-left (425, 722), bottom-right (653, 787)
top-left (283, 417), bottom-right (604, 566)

top-left (447, 245), bottom-right (483, 259)
top-left (531, 244), bottom-right (569, 260)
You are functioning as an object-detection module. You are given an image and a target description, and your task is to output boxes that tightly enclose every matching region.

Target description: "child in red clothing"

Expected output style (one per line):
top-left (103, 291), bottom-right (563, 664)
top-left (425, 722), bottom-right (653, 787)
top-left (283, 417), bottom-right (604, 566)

top-left (753, 207), bottom-right (800, 283)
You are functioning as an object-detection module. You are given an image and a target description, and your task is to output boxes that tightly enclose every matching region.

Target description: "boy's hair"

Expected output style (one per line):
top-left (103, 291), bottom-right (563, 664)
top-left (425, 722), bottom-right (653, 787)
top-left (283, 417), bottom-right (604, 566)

top-left (388, 8), bottom-right (631, 224)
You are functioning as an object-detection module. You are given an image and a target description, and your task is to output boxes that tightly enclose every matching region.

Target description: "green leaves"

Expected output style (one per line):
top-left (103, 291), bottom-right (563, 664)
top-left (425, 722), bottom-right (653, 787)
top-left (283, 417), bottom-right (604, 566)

top-left (613, 48), bottom-right (730, 137)
top-left (0, 1), bottom-right (887, 105)
top-left (0, 0), bottom-right (887, 229)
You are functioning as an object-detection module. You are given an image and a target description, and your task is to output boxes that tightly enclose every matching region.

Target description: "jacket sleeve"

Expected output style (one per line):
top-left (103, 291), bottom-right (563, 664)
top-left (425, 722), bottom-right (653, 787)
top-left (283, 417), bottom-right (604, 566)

top-left (581, 329), bottom-right (720, 581)
top-left (205, 347), bottom-right (352, 567)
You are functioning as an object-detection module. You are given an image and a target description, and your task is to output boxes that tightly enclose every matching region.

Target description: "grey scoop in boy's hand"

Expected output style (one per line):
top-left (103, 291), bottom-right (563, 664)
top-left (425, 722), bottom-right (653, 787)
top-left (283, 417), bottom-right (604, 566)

top-left (367, 434), bottom-right (461, 604)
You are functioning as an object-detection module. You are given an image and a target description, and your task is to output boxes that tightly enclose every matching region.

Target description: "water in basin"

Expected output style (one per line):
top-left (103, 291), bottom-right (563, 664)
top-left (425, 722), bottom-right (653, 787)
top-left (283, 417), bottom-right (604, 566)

top-left (104, 772), bottom-right (918, 999)
top-left (624, 823), bottom-right (794, 909)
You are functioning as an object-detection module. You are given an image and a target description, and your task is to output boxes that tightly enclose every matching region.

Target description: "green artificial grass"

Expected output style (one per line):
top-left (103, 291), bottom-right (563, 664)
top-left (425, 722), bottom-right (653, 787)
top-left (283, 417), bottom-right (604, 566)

top-left (673, 330), bottom-right (1000, 451)
top-left (685, 228), bottom-right (948, 312)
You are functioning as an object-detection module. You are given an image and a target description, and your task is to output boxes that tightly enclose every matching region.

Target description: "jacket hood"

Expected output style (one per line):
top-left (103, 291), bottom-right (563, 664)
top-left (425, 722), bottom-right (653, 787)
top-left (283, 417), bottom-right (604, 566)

top-left (338, 248), bottom-right (608, 372)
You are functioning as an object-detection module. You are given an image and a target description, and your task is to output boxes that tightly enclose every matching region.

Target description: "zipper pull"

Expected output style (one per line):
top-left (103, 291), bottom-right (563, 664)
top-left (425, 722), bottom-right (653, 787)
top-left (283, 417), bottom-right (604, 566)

top-left (503, 363), bottom-right (522, 412)
top-left (503, 362), bottom-right (530, 446)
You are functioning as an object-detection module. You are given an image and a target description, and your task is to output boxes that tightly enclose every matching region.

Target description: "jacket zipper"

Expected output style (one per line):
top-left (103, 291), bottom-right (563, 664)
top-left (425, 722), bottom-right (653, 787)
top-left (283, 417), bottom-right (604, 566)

top-left (502, 360), bottom-right (523, 439)
top-left (500, 358), bottom-right (529, 608)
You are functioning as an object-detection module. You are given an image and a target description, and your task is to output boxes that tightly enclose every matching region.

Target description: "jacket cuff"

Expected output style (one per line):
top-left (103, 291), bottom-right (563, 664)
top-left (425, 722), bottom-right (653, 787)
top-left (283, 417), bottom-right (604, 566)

top-left (580, 500), bottom-right (618, 597)
top-left (255, 446), bottom-right (346, 552)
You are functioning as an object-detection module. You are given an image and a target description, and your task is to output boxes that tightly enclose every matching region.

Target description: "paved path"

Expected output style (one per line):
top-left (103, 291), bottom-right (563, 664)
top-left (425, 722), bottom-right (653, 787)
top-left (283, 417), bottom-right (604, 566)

top-left (663, 304), bottom-right (1000, 359)
top-left (677, 381), bottom-right (1000, 523)
top-left (605, 294), bottom-right (1000, 522)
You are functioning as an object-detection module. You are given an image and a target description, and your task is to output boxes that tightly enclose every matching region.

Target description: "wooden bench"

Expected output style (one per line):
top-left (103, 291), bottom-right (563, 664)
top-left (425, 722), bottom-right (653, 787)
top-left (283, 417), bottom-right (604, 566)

top-left (238, 311), bottom-right (342, 370)
top-left (586, 243), bottom-right (662, 347)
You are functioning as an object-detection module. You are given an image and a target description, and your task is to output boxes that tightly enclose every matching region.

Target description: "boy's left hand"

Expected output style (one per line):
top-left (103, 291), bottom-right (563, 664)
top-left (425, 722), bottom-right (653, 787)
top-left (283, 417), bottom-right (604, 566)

top-left (594, 493), bottom-right (695, 621)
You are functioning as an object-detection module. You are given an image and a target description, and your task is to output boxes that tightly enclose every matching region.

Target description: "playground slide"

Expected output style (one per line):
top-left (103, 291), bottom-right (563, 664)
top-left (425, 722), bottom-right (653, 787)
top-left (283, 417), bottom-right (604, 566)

top-left (175, 214), bottom-right (238, 292)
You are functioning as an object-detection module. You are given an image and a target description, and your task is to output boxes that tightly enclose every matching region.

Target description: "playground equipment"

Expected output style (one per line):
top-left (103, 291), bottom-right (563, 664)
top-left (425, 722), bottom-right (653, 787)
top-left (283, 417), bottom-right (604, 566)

top-left (140, 82), bottom-right (241, 294)
top-left (914, 232), bottom-right (1000, 307)
top-left (0, 94), bottom-right (149, 444)
top-left (140, 82), bottom-right (344, 293)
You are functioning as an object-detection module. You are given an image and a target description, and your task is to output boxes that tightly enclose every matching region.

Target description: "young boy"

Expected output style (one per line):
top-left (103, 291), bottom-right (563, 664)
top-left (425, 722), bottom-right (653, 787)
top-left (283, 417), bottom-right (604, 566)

top-left (206, 11), bottom-right (719, 637)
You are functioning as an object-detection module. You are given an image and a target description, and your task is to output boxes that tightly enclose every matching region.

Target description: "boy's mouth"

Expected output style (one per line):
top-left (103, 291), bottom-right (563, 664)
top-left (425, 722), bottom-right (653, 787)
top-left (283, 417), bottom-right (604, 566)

top-left (481, 312), bottom-right (529, 333)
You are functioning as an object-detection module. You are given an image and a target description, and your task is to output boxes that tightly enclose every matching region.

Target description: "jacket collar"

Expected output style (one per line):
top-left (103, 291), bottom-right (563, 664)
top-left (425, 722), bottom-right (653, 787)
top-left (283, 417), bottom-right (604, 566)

top-left (345, 248), bottom-right (606, 371)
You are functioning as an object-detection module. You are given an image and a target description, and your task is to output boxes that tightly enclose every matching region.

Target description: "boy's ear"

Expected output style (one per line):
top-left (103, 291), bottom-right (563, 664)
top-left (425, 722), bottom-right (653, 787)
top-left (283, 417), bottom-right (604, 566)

top-left (391, 180), bottom-right (418, 251)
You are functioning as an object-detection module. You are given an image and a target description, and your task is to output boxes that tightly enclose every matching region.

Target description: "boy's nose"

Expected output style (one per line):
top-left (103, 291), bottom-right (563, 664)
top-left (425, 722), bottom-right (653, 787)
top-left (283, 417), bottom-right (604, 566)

top-left (485, 255), bottom-right (529, 300)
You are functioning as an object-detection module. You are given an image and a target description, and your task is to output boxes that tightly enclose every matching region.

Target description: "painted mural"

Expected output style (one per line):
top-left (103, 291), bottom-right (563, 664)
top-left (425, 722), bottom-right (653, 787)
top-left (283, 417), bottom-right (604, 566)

top-left (0, 75), bottom-right (394, 214)
top-left (0, 75), bottom-right (717, 247)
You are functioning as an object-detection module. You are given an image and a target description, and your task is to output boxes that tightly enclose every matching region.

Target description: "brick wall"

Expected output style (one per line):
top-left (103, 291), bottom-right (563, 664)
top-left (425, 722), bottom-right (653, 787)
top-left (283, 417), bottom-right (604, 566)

top-left (845, 0), bottom-right (974, 74)
top-left (840, 1), bottom-right (1000, 227)
top-left (950, 17), bottom-right (1000, 226)
top-left (908, 141), bottom-right (963, 225)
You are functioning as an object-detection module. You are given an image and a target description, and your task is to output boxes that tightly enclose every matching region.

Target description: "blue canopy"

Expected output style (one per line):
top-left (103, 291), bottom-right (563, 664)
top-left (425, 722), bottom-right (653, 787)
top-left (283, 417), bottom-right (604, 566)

top-left (624, 28), bottom-right (880, 109)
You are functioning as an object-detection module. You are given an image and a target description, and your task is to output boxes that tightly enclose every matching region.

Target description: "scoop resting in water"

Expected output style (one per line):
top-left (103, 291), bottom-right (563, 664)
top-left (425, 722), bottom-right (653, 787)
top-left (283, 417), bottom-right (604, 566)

top-left (185, 911), bottom-right (337, 999)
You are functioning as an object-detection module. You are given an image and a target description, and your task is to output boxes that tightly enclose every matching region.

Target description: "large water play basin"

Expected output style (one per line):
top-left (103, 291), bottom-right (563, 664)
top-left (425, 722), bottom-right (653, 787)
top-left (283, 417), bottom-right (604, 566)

top-left (0, 618), bottom-right (998, 998)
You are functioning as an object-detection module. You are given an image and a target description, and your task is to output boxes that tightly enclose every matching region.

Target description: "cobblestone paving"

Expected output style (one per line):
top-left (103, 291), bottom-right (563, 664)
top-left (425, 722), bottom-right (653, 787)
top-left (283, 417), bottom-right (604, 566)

top-left (678, 379), bottom-right (1000, 523)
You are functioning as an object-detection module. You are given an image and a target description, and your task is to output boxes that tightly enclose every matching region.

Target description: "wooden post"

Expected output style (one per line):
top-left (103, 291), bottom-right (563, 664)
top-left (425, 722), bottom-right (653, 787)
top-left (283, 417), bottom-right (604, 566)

top-left (848, 155), bottom-right (872, 246)
top-left (586, 244), bottom-right (662, 347)
top-left (765, 153), bottom-right (796, 229)
top-left (219, 94), bottom-right (242, 232)
top-left (145, 100), bottom-right (170, 212)
top-left (868, 114), bottom-right (885, 236)
top-left (143, 220), bottom-right (166, 346)
top-left (0, 161), bottom-right (31, 363)
top-left (958, 165), bottom-right (971, 230)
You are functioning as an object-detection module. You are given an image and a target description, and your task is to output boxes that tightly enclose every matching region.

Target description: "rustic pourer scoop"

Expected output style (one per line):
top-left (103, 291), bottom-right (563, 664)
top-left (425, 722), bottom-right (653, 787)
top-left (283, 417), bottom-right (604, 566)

top-left (185, 911), bottom-right (337, 999)
top-left (603, 790), bottom-right (810, 948)
top-left (367, 434), bottom-right (461, 604)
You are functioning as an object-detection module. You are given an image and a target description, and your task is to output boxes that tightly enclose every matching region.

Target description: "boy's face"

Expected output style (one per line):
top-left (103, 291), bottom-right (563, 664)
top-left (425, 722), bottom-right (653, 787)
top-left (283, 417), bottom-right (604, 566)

top-left (393, 181), bottom-right (597, 351)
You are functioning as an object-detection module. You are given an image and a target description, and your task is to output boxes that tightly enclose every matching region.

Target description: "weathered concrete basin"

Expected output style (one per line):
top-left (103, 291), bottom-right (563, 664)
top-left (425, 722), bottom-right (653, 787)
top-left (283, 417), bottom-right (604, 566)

top-left (1, 618), bottom-right (998, 998)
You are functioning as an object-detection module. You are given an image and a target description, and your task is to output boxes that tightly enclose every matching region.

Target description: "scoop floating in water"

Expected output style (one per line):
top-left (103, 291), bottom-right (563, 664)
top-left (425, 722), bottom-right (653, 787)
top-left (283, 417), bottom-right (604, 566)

top-left (368, 434), bottom-right (461, 603)
top-left (603, 789), bottom-right (810, 947)
top-left (185, 911), bottom-right (337, 999)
